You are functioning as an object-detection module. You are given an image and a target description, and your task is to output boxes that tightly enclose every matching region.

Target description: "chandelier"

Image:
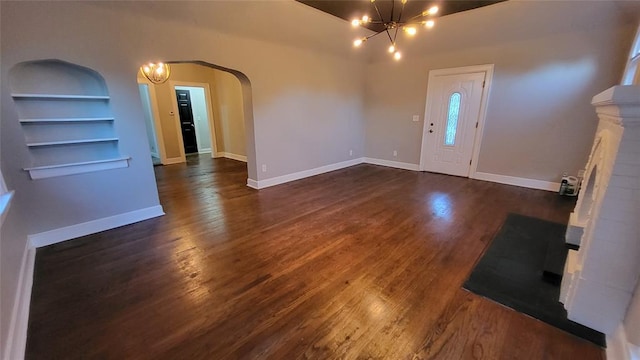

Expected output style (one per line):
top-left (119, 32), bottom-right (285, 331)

top-left (140, 62), bottom-right (171, 84)
top-left (352, 0), bottom-right (439, 60)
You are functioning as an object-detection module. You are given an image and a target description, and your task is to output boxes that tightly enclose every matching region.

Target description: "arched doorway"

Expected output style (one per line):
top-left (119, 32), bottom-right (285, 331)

top-left (136, 60), bottom-right (257, 183)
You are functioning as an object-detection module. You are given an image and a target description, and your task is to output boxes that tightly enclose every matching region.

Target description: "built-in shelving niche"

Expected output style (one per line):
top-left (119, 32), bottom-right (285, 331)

top-left (10, 60), bottom-right (130, 179)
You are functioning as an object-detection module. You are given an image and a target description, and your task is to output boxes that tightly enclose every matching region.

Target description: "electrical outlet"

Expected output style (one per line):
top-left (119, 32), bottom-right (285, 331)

top-left (393, 150), bottom-right (398, 157)
top-left (412, 115), bottom-right (420, 122)
top-left (349, 149), bottom-right (353, 156)
top-left (261, 164), bottom-right (267, 172)
top-left (577, 169), bottom-right (585, 178)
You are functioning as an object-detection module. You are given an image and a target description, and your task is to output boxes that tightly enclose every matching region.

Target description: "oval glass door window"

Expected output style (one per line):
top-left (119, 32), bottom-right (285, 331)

top-left (444, 92), bottom-right (461, 146)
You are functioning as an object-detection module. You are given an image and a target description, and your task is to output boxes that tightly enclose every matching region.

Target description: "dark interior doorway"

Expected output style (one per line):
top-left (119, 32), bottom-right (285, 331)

top-left (175, 89), bottom-right (198, 154)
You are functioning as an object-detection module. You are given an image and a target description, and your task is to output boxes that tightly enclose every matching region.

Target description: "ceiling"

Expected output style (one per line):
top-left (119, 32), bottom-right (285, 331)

top-left (84, 1), bottom-right (636, 61)
top-left (296, 0), bottom-right (505, 33)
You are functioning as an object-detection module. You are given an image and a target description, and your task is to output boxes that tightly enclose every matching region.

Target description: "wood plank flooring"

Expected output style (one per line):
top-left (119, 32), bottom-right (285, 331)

top-left (26, 155), bottom-right (604, 359)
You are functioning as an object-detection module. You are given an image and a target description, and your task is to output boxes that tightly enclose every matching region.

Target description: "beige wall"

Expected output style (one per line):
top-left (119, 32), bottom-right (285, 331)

top-left (138, 63), bottom-right (246, 161)
top-left (212, 70), bottom-right (246, 158)
top-left (364, 21), bottom-right (635, 182)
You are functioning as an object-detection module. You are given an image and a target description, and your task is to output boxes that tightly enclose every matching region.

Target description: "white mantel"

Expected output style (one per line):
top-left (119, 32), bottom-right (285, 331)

top-left (561, 85), bottom-right (640, 359)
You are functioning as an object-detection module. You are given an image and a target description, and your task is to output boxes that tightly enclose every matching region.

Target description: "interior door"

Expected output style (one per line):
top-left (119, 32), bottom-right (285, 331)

top-left (175, 89), bottom-right (198, 154)
top-left (421, 71), bottom-right (486, 177)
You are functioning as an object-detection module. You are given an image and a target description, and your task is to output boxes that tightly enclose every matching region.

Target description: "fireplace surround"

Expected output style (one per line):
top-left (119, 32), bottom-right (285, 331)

top-left (560, 86), bottom-right (640, 346)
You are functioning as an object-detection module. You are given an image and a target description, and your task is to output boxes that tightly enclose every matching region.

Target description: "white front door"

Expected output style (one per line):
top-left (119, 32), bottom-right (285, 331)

top-left (420, 68), bottom-right (489, 177)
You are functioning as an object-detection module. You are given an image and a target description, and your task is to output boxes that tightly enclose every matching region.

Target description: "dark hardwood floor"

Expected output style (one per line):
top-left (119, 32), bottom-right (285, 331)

top-left (26, 155), bottom-right (603, 359)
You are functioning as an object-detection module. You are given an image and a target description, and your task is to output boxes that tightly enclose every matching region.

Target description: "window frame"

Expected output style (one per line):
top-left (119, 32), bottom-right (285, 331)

top-left (444, 92), bottom-right (462, 146)
top-left (622, 24), bottom-right (640, 85)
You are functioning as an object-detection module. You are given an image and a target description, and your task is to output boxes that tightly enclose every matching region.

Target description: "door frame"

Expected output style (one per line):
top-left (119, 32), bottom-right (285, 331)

top-left (169, 81), bottom-right (219, 163)
top-left (137, 81), bottom-right (169, 165)
top-left (419, 64), bottom-right (494, 178)
top-left (138, 84), bottom-right (160, 159)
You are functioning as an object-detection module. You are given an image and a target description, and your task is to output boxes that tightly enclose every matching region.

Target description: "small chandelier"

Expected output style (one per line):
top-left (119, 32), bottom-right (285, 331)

top-left (352, 0), bottom-right (439, 60)
top-left (140, 62), bottom-right (171, 84)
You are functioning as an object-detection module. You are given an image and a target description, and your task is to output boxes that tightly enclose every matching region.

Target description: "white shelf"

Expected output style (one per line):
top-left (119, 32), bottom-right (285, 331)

top-left (24, 157), bottom-right (131, 180)
top-left (11, 93), bottom-right (110, 100)
top-left (26, 138), bottom-right (119, 147)
top-left (20, 117), bottom-right (115, 123)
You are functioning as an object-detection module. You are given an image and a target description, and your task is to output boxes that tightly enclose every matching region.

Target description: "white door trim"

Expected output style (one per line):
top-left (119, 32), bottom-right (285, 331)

top-left (169, 81), bottom-right (220, 164)
top-left (137, 81), bottom-right (168, 165)
top-left (419, 64), bottom-right (494, 179)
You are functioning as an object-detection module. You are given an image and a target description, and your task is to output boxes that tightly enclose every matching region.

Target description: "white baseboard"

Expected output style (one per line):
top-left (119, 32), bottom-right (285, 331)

top-left (28, 205), bottom-right (165, 248)
top-left (249, 158), bottom-right (364, 189)
top-left (472, 171), bottom-right (561, 192)
top-left (3, 243), bottom-right (35, 360)
top-left (606, 324), bottom-right (639, 360)
top-left (247, 157), bottom-right (560, 193)
top-left (163, 157), bottom-right (184, 165)
top-left (362, 159), bottom-right (559, 191)
top-left (198, 149), bottom-right (212, 155)
top-left (246, 179), bottom-right (259, 189)
top-left (363, 157), bottom-right (420, 171)
top-left (217, 152), bottom-right (247, 163)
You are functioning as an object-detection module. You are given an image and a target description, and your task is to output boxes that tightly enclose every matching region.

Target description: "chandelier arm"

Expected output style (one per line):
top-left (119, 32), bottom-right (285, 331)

top-left (392, 25), bottom-right (400, 44)
top-left (372, 1), bottom-right (384, 23)
top-left (407, 12), bottom-right (430, 22)
top-left (391, 0), bottom-right (395, 22)
top-left (399, 21), bottom-right (426, 27)
top-left (364, 30), bottom-right (389, 41)
top-left (397, 0), bottom-right (405, 24)
top-left (384, 29), bottom-right (394, 44)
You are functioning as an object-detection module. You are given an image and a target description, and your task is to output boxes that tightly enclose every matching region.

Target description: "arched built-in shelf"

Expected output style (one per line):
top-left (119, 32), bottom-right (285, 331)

top-left (10, 59), bottom-right (130, 179)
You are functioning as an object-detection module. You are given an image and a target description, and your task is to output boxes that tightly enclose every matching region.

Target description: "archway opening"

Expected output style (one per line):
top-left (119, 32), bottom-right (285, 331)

top-left (136, 60), bottom-right (256, 183)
